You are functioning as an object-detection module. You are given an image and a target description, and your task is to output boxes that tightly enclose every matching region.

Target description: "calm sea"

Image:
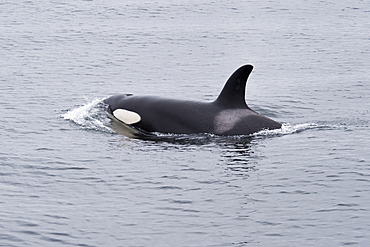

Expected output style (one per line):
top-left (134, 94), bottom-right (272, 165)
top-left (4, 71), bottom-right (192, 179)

top-left (1, 0), bottom-right (369, 246)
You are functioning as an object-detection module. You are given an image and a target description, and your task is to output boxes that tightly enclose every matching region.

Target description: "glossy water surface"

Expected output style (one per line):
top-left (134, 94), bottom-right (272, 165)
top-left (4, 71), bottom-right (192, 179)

top-left (1, 0), bottom-right (369, 246)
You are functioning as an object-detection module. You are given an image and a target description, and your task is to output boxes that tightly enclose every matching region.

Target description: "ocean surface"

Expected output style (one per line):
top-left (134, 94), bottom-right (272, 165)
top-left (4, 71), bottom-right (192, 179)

top-left (1, 0), bottom-right (369, 246)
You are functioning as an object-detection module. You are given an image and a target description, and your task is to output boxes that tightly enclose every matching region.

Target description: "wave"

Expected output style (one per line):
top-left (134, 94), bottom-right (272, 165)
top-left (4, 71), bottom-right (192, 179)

top-left (61, 98), bottom-right (113, 133)
top-left (252, 122), bottom-right (329, 137)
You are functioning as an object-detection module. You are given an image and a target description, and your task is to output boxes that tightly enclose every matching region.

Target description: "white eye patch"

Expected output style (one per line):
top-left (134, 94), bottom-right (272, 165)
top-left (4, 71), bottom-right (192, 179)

top-left (113, 109), bottom-right (141, 125)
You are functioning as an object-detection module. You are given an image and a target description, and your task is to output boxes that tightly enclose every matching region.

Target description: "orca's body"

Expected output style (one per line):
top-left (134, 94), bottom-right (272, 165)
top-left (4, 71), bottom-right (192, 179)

top-left (104, 65), bottom-right (281, 137)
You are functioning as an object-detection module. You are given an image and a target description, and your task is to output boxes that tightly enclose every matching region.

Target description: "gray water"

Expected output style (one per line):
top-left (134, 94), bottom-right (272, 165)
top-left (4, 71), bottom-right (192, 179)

top-left (1, 0), bottom-right (369, 246)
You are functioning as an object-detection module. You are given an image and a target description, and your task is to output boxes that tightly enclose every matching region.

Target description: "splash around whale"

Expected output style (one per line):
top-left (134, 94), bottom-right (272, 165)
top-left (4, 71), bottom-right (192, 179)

top-left (104, 64), bottom-right (282, 138)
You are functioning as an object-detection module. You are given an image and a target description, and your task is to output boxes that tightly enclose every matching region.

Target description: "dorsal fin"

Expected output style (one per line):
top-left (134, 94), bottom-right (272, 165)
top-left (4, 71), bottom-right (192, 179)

top-left (214, 64), bottom-right (253, 109)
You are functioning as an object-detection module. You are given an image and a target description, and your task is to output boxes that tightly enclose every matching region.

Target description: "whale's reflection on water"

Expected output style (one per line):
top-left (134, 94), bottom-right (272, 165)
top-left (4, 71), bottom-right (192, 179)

top-left (113, 120), bottom-right (258, 176)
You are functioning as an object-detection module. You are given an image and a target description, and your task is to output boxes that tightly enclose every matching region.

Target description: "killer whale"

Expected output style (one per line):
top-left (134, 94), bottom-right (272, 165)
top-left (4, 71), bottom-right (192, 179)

top-left (104, 64), bottom-right (282, 138)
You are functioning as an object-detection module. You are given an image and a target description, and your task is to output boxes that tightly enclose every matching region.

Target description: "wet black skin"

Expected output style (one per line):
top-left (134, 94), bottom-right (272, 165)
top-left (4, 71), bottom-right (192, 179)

top-left (104, 65), bottom-right (282, 136)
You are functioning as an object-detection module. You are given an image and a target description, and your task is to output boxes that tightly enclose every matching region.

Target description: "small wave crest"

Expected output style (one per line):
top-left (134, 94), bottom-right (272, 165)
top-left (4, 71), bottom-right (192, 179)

top-left (146, 123), bottom-right (326, 144)
top-left (253, 122), bottom-right (333, 137)
top-left (62, 98), bottom-right (113, 133)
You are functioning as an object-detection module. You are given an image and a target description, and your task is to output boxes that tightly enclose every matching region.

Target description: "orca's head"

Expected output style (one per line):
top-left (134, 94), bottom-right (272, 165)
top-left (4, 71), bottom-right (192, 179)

top-left (104, 93), bottom-right (134, 113)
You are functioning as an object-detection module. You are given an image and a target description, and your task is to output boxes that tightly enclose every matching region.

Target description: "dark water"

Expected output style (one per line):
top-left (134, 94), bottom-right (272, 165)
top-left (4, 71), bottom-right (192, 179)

top-left (1, 0), bottom-right (369, 246)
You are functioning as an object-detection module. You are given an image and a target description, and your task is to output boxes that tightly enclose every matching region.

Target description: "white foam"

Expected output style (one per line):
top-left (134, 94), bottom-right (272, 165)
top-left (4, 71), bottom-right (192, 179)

top-left (62, 98), bottom-right (101, 123)
top-left (253, 123), bottom-right (321, 137)
top-left (62, 98), bottom-right (113, 132)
